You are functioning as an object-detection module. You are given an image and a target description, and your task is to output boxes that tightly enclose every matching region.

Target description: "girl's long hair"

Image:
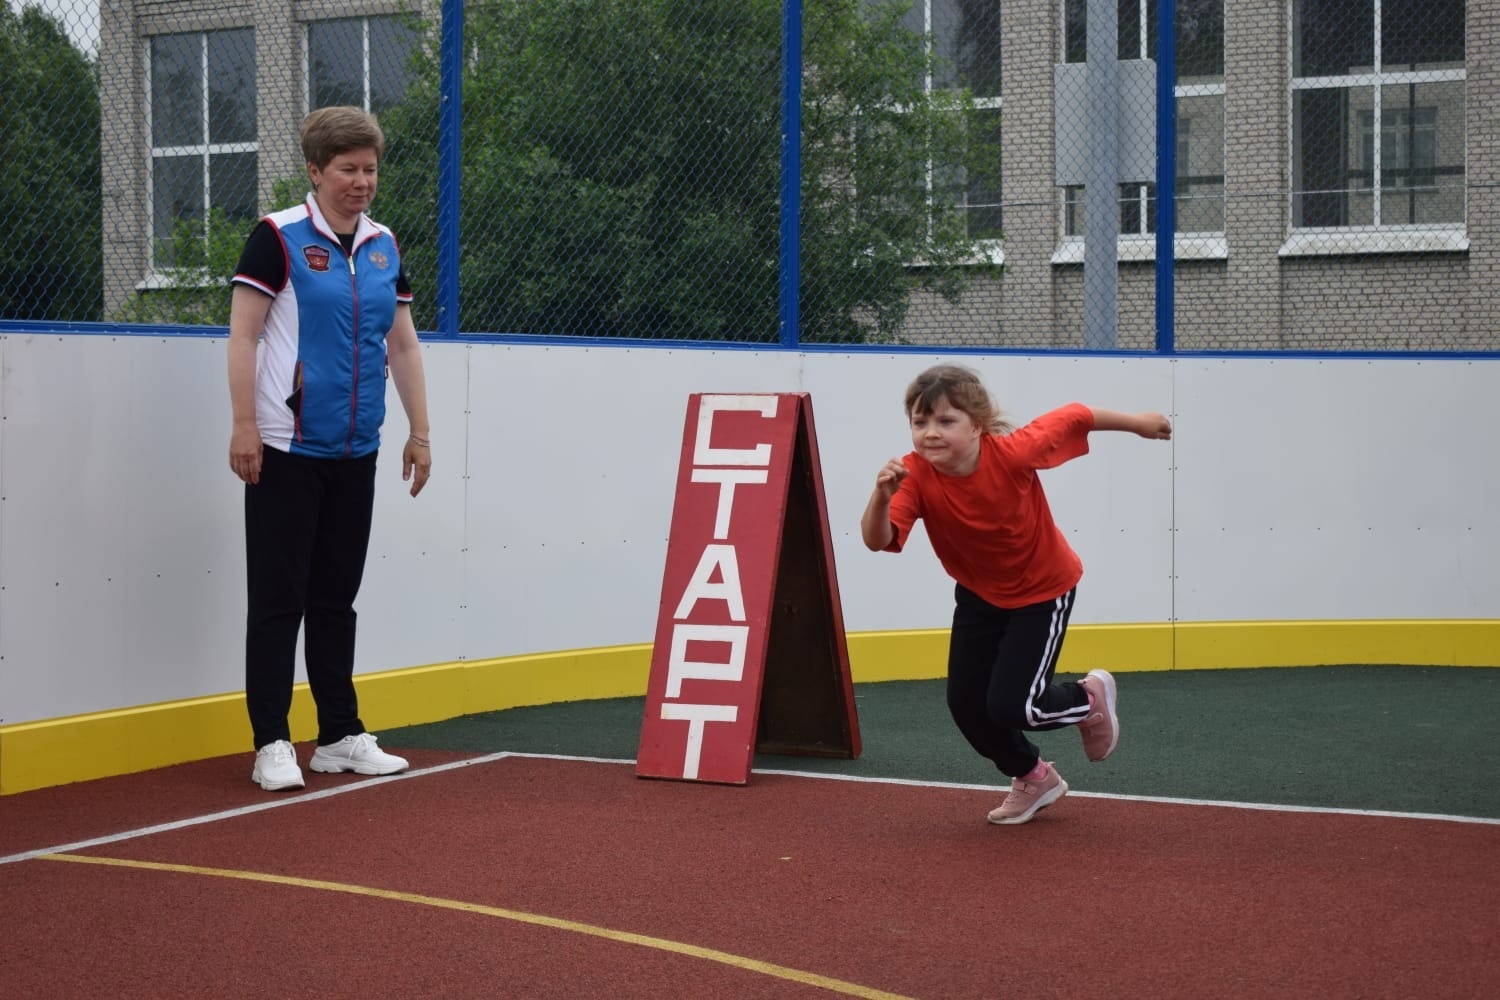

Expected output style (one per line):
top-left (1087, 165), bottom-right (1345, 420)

top-left (903, 365), bottom-right (1014, 434)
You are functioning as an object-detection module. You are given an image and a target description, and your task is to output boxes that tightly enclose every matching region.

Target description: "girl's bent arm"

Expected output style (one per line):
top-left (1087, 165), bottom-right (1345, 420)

top-left (860, 458), bottom-right (908, 551)
top-left (861, 492), bottom-right (895, 551)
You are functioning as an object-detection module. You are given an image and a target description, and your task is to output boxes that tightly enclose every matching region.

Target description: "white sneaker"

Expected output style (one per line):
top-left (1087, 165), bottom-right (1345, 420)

top-left (252, 740), bottom-right (305, 791)
top-left (309, 733), bottom-right (409, 776)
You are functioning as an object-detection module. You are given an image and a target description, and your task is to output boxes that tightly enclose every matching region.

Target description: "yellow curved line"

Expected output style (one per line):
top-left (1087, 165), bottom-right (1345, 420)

top-left (42, 853), bottom-right (911, 1000)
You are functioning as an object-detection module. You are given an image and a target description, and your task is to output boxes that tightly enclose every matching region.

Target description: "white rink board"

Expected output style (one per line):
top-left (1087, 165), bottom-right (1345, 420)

top-left (1, 333), bottom-right (1496, 725)
top-left (356, 341), bottom-right (470, 671)
top-left (460, 345), bottom-right (810, 660)
top-left (1171, 358), bottom-right (1500, 620)
top-left (0, 335), bottom-right (246, 721)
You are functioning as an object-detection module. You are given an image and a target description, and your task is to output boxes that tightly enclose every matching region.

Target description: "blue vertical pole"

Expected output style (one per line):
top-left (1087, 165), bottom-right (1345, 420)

top-left (1155, 0), bottom-right (1176, 353)
top-left (777, 0), bottom-right (803, 348)
top-left (436, 0), bottom-right (464, 338)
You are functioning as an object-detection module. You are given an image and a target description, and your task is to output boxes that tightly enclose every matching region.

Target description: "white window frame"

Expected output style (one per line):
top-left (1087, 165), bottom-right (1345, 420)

top-left (1284, 1), bottom-right (1467, 255)
top-left (304, 14), bottom-right (423, 115)
top-left (143, 29), bottom-right (258, 285)
top-left (910, 0), bottom-right (1005, 264)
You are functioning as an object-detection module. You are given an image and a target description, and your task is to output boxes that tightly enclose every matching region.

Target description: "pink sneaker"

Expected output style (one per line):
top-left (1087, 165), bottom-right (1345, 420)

top-left (1078, 669), bottom-right (1119, 761)
top-left (987, 763), bottom-right (1068, 826)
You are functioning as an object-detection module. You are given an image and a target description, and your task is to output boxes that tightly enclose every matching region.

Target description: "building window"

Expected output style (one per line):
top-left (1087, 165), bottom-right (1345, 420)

top-left (148, 29), bottom-right (257, 270)
top-left (1060, 0), bottom-right (1225, 241)
top-left (307, 16), bottom-right (423, 115)
top-left (1290, 0), bottom-right (1465, 230)
top-left (899, 0), bottom-right (1003, 241)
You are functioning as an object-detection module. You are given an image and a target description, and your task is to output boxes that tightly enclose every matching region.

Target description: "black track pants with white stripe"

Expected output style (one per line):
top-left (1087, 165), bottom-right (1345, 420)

top-left (945, 583), bottom-right (1091, 778)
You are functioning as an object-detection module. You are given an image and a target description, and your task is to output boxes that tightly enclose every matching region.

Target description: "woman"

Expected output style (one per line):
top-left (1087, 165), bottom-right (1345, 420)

top-left (227, 106), bottom-right (431, 791)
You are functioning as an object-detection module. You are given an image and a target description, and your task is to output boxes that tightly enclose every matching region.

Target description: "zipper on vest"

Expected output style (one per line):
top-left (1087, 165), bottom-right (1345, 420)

top-left (346, 257), bottom-right (360, 457)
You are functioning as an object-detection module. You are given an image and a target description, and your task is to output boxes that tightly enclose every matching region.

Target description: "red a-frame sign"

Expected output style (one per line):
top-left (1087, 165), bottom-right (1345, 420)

top-left (636, 393), bottom-right (861, 785)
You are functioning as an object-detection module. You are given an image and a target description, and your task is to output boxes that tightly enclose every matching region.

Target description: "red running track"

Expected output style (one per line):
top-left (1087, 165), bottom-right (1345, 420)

top-left (2, 751), bottom-right (1497, 999)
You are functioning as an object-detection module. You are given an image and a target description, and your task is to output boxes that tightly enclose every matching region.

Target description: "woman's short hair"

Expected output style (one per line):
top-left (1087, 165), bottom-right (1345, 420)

top-left (300, 106), bottom-right (386, 168)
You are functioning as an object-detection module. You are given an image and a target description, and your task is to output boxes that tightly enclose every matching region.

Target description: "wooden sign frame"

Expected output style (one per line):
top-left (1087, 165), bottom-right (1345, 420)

top-left (636, 393), bottom-right (860, 784)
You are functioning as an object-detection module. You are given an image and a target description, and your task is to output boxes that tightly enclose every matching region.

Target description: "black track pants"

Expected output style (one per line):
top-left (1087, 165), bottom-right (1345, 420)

top-left (945, 583), bottom-right (1091, 778)
top-left (244, 446), bottom-right (377, 750)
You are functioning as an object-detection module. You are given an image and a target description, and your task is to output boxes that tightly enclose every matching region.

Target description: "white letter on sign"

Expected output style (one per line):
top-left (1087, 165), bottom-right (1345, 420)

top-left (673, 543), bottom-right (746, 621)
top-left (693, 395), bottom-right (778, 466)
top-left (659, 703), bottom-right (738, 780)
top-left (666, 623), bottom-right (749, 698)
top-left (689, 468), bottom-right (769, 539)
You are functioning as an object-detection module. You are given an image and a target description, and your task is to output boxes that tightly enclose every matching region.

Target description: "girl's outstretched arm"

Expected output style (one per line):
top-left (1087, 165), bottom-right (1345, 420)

top-left (1090, 408), bottom-right (1172, 440)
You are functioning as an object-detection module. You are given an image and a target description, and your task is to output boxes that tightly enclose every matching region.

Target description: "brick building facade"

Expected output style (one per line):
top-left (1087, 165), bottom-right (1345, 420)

top-left (94, 1), bottom-right (1495, 350)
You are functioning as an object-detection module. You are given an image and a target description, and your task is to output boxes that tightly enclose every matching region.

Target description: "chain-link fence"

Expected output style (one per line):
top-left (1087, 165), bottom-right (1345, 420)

top-left (2, 0), bottom-right (1494, 351)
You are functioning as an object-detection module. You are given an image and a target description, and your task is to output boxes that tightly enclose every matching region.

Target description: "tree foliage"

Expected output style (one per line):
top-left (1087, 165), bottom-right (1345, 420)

top-left (0, 6), bottom-right (102, 321)
top-left (380, 0), bottom-right (999, 342)
top-left (113, 180), bottom-right (305, 326)
top-left (112, 210), bottom-right (251, 326)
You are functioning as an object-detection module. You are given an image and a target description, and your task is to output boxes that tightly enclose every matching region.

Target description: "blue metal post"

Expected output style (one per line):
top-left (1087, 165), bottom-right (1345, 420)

top-left (777, 0), bottom-right (803, 348)
top-left (1155, 0), bottom-right (1176, 353)
top-left (436, 0), bottom-right (465, 338)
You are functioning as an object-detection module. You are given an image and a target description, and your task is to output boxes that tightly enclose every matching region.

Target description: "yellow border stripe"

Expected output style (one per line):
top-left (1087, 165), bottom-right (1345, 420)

top-left (3, 621), bottom-right (1496, 794)
top-left (846, 623), bottom-right (1174, 681)
top-left (41, 853), bottom-right (910, 1000)
top-left (1172, 619), bottom-right (1500, 669)
top-left (0, 645), bottom-right (653, 794)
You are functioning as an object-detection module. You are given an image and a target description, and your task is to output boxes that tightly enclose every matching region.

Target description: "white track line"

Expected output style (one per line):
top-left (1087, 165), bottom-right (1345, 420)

top-left (5, 750), bottom-right (1496, 866)
top-left (525, 753), bottom-right (1500, 825)
top-left (747, 764), bottom-right (1500, 826)
top-left (0, 751), bottom-right (514, 866)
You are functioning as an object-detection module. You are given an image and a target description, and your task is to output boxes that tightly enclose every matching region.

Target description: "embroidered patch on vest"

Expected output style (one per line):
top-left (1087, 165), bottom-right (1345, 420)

top-left (303, 245), bottom-right (331, 272)
top-left (369, 251), bottom-right (390, 270)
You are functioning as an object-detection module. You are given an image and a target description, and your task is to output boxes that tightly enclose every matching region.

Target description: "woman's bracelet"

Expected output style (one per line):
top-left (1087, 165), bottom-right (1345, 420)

top-left (408, 434), bottom-right (431, 448)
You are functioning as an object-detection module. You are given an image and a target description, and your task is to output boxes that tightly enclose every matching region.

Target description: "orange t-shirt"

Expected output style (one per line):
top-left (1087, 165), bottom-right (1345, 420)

top-left (886, 402), bottom-right (1093, 609)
